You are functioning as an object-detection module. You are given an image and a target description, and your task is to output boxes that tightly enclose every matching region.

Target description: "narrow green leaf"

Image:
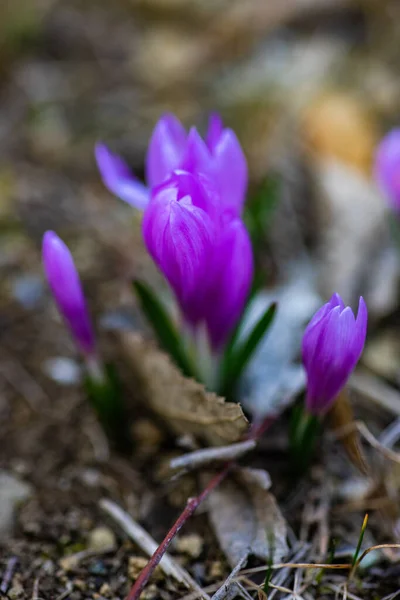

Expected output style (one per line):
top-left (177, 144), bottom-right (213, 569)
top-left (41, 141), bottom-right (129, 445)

top-left (84, 363), bottom-right (132, 452)
top-left (221, 302), bottom-right (277, 398)
top-left (133, 280), bottom-right (195, 378)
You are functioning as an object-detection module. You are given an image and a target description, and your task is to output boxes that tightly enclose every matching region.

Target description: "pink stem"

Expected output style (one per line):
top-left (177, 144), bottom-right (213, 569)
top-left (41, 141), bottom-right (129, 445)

top-left (126, 416), bottom-right (275, 600)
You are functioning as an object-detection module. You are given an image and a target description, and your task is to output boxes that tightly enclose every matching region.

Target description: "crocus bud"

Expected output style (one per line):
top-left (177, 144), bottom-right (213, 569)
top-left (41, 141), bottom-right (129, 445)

top-left (42, 231), bottom-right (95, 356)
top-left (302, 294), bottom-right (367, 415)
top-left (374, 128), bottom-right (400, 213)
top-left (95, 143), bottom-right (149, 209)
top-left (205, 216), bottom-right (253, 349)
top-left (142, 172), bottom-right (215, 324)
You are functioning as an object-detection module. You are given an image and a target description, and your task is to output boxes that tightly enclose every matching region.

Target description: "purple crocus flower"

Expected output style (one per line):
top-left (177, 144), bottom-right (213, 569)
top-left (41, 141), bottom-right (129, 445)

top-left (96, 113), bottom-right (247, 215)
top-left (142, 170), bottom-right (253, 349)
top-left (374, 128), bottom-right (400, 213)
top-left (42, 231), bottom-right (95, 356)
top-left (302, 294), bottom-right (367, 415)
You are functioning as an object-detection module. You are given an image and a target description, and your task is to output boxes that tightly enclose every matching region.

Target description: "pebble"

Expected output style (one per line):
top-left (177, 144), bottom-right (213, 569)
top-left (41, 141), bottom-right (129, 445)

top-left (43, 356), bottom-right (82, 385)
top-left (128, 556), bottom-right (162, 581)
top-left (88, 526), bottom-right (116, 552)
top-left (175, 533), bottom-right (203, 558)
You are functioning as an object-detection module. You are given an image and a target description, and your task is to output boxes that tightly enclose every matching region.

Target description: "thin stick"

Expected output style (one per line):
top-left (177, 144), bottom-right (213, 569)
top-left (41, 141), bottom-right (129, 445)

top-left (211, 556), bottom-right (248, 600)
top-left (169, 439), bottom-right (256, 472)
top-left (100, 498), bottom-right (209, 598)
top-left (127, 465), bottom-right (230, 600)
top-left (126, 417), bottom-right (275, 600)
top-left (0, 556), bottom-right (18, 594)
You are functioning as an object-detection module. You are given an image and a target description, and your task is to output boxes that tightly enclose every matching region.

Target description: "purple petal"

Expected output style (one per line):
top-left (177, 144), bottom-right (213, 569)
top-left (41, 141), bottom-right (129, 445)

top-left (167, 169), bottom-right (221, 221)
top-left (206, 113), bottom-right (224, 152)
top-left (328, 292), bottom-right (345, 311)
top-left (142, 179), bottom-right (214, 323)
top-left (146, 114), bottom-right (187, 188)
top-left (351, 296), bottom-right (368, 362)
top-left (180, 127), bottom-right (212, 176)
top-left (42, 231), bottom-right (95, 355)
top-left (95, 143), bottom-right (149, 209)
top-left (204, 217), bottom-right (253, 349)
top-left (374, 128), bottom-right (400, 213)
top-left (211, 129), bottom-right (248, 215)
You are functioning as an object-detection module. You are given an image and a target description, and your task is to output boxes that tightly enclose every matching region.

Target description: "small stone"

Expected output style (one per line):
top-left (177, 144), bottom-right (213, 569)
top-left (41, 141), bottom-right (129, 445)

top-left (99, 583), bottom-right (112, 598)
top-left (127, 556), bottom-right (163, 582)
top-left (142, 583), bottom-right (159, 600)
top-left (175, 533), bottom-right (203, 558)
top-left (209, 560), bottom-right (224, 579)
top-left (8, 582), bottom-right (24, 600)
top-left (59, 555), bottom-right (79, 572)
top-left (43, 357), bottom-right (82, 385)
top-left (128, 556), bottom-right (148, 580)
top-left (0, 471), bottom-right (33, 536)
top-left (88, 526), bottom-right (116, 552)
top-left (73, 579), bottom-right (87, 591)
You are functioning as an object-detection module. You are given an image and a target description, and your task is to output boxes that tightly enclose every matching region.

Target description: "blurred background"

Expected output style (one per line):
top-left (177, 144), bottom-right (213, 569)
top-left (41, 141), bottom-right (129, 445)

top-left (1, 0), bottom-right (400, 386)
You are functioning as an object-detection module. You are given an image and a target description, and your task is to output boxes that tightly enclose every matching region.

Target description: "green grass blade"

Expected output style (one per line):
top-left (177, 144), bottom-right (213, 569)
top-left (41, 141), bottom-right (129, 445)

top-left (221, 302), bottom-right (277, 398)
top-left (133, 280), bottom-right (196, 378)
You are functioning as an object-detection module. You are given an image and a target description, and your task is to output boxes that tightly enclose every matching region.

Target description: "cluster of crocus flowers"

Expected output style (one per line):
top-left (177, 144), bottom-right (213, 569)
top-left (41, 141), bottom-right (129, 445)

top-left (302, 293), bottom-right (368, 416)
top-left (96, 114), bottom-right (253, 352)
top-left (374, 128), bottom-right (400, 214)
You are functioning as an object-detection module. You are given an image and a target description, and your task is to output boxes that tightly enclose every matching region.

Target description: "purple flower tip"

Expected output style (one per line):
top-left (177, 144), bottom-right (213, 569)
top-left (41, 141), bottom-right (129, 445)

top-left (374, 128), bottom-right (400, 213)
top-left (95, 143), bottom-right (149, 209)
top-left (302, 294), bottom-right (368, 415)
top-left (42, 231), bottom-right (95, 355)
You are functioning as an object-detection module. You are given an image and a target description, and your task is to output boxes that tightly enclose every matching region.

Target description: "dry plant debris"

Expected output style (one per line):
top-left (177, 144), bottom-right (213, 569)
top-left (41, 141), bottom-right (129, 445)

top-left (206, 467), bottom-right (288, 568)
top-left (118, 332), bottom-right (249, 446)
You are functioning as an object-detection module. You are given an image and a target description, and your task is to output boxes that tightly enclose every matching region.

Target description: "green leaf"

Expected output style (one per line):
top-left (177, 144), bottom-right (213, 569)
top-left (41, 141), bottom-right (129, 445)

top-left (84, 362), bottom-right (132, 452)
top-left (244, 176), bottom-right (280, 251)
top-left (220, 302), bottom-right (277, 398)
top-left (133, 280), bottom-right (196, 379)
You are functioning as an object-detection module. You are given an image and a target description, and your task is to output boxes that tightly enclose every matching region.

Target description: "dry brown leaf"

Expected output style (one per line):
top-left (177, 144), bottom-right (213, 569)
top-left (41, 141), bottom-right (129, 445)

top-left (206, 467), bottom-right (288, 568)
top-left (329, 390), bottom-right (369, 476)
top-left (118, 332), bottom-right (249, 446)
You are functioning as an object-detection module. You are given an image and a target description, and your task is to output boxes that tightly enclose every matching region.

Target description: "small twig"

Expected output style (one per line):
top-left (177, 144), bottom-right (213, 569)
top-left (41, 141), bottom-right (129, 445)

top-left (54, 582), bottom-right (73, 600)
top-left (211, 556), bottom-right (248, 600)
top-left (100, 498), bottom-right (209, 599)
top-left (126, 417), bottom-right (275, 600)
top-left (333, 420), bottom-right (400, 465)
top-left (350, 371), bottom-right (400, 417)
top-left (31, 576), bottom-right (40, 600)
top-left (169, 439), bottom-right (256, 472)
top-left (126, 466), bottom-right (230, 600)
top-left (0, 556), bottom-right (18, 594)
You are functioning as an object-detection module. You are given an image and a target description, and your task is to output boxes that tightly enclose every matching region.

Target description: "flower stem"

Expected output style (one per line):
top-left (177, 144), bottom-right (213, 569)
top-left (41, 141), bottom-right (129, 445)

top-left (126, 466), bottom-right (230, 600)
top-left (125, 416), bottom-right (275, 600)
